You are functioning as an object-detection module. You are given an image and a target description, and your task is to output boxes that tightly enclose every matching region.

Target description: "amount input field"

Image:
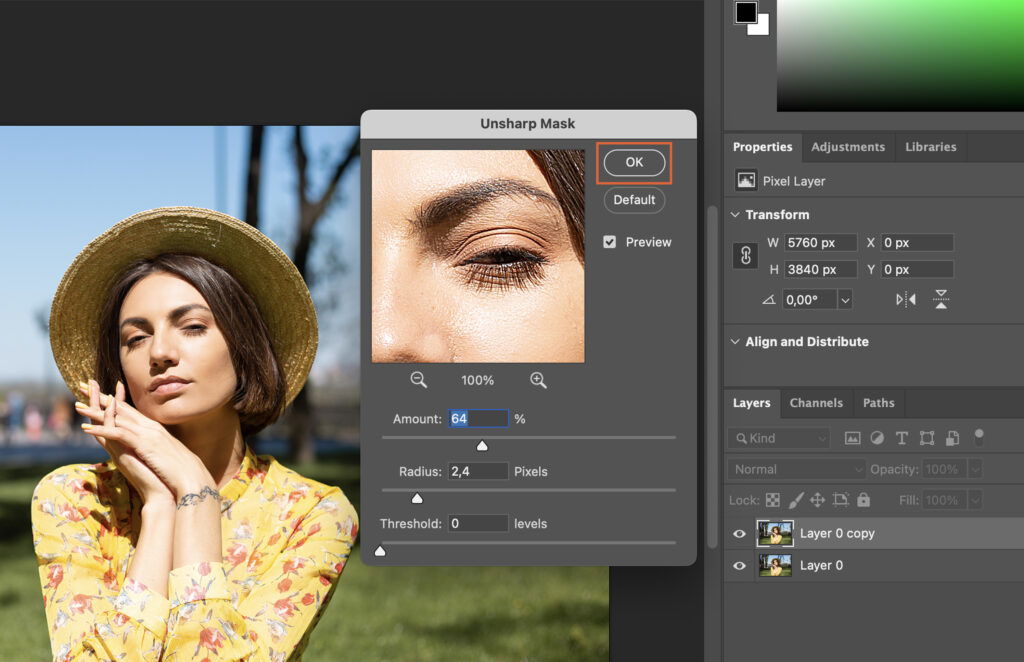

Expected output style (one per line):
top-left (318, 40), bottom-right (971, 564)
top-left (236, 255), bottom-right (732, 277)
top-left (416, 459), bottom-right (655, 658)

top-left (448, 409), bottom-right (509, 428)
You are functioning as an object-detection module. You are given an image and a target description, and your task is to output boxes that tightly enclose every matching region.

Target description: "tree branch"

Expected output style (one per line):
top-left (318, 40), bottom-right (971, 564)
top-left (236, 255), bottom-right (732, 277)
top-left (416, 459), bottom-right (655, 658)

top-left (293, 125), bottom-right (309, 209)
top-left (308, 135), bottom-right (360, 222)
top-left (243, 126), bottom-right (264, 228)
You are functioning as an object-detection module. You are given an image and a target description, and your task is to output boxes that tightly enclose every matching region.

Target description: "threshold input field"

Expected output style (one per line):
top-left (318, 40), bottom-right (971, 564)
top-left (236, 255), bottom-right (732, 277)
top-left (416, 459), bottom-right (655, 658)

top-left (727, 427), bottom-right (830, 450)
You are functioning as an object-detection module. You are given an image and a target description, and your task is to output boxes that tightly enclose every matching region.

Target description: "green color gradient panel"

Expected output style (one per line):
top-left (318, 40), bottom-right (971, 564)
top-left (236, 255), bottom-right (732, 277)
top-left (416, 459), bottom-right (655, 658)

top-left (778, 0), bottom-right (1024, 110)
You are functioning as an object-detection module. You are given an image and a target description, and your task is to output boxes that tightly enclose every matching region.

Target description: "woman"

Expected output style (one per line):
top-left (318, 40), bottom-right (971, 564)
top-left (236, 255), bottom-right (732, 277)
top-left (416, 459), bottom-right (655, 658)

top-left (769, 558), bottom-right (783, 577)
top-left (769, 525), bottom-right (783, 545)
top-left (371, 149), bottom-right (585, 362)
top-left (33, 207), bottom-right (358, 661)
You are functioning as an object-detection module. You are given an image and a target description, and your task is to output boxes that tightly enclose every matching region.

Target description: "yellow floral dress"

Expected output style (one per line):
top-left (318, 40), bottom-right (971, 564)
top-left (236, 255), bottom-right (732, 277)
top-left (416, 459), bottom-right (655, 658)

top-left (31, 445), bottom-right (358, 662)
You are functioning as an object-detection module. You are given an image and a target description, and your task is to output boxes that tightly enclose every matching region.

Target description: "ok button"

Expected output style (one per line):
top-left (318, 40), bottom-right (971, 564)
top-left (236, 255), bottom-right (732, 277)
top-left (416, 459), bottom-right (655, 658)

top-left (603, 148), bottom-right (666, 178)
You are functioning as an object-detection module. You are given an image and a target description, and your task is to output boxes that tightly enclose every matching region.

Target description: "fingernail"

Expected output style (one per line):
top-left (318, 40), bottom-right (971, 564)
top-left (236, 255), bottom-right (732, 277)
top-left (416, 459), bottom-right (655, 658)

top-left (74, 401), bottom-right (87, 409)
top-left (81, 423), bottom-right (93, 430)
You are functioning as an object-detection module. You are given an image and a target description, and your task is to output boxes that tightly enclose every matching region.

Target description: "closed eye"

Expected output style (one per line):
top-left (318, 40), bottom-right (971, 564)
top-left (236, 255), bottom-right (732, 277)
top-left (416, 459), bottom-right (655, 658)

top-left (457, 247), bottom-right (548, 292)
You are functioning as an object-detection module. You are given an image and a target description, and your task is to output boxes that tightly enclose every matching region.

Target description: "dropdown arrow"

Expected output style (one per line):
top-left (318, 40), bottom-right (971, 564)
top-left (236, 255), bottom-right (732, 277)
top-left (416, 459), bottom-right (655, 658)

top-left (730, 338), bottom-right (741, 345)
top-left (730, 211), bottom-right (740, 218)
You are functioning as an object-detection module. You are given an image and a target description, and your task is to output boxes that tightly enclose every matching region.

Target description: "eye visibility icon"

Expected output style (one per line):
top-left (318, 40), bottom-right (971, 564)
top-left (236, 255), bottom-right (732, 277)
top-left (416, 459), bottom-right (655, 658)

top-left (410, 371), bottom-right (428, 389)
top-left (529, 371), bottom-right (547, 389)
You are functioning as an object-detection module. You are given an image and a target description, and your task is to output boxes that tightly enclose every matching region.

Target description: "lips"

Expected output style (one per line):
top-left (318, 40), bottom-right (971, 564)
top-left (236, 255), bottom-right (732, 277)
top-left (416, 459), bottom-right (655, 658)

top-left (149, 376), bottom-right (191, 395)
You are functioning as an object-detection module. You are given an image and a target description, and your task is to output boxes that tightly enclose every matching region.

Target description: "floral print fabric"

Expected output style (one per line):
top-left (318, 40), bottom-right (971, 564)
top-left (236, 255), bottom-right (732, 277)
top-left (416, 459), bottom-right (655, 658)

top-left (32, 445), bottom-right (358, 661)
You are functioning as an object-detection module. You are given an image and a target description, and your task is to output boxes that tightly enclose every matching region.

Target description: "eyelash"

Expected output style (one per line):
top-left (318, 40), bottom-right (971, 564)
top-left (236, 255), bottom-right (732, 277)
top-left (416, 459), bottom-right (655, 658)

top-left (125, 324), bottom-right (207, 350)
top-left (458, 247), bottom-right (548, 292)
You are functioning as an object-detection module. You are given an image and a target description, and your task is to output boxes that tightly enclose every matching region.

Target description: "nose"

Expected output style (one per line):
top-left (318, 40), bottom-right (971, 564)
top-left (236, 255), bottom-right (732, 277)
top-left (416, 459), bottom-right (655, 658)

top-left (149, 327), bottom-right (180, 369)
top-left (372, 261), bottom-right (450, 363)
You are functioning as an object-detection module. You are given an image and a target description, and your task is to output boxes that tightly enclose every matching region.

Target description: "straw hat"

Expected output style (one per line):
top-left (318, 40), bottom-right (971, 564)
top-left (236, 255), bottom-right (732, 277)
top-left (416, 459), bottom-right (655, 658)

top-left (49, 207), bottom-right (317, 407)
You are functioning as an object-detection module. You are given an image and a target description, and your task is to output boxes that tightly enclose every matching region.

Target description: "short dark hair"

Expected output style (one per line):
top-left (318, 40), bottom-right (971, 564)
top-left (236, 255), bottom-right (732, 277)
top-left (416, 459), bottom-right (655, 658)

top-left (96, 253), bottom-right (286, 436)
top-left (528, 149), bottom-right (585, 262)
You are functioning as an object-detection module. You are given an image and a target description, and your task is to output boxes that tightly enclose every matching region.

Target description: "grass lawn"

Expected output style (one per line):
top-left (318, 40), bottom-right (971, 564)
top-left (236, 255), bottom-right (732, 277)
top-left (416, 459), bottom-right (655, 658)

top-left (757, 535), bottom-right (793, 546)
top-left (0, 456), bottom-right (608, 662)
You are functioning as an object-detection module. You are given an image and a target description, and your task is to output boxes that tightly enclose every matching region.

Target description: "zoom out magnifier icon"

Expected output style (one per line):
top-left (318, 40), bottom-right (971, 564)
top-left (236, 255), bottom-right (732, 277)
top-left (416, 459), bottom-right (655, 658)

top-left (410, 371), bottom-right (428, 389)
top-left (529, 372), bottom-right (547, 389)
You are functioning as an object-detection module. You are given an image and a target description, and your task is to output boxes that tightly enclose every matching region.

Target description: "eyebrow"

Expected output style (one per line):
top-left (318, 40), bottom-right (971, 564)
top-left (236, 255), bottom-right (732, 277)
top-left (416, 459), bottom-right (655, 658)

top-left (120, 304), bottom-right (212, 331)
top-left (412, 178), bottom-right (560, 230)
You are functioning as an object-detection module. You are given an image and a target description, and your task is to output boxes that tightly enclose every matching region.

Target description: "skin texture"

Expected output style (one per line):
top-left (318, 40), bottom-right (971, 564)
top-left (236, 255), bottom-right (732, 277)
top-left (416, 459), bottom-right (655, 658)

top-left (77, 272), bottom-right (245, 592)
top-left (372, 150), bottom-right (584, 362)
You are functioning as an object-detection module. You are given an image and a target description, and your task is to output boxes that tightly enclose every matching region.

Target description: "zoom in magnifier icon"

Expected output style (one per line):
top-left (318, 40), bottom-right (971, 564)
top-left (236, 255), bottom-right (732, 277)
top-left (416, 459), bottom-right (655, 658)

top-left (529, 371), bottom-right (547, 389)
top-left (410, 371), bottom-right (428, 389)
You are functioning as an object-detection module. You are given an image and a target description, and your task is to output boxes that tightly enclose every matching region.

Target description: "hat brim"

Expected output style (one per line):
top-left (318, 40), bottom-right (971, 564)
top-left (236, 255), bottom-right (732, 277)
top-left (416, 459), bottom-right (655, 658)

top-left (49, 207), bottom-right (317, 409)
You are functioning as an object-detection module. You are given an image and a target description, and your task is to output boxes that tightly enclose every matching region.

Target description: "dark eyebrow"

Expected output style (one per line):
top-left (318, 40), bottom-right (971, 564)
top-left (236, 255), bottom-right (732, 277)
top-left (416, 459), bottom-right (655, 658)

top-left (119, 304), bottom-right (212, 331)
top-left (413, 178), bottom-right (559, 230)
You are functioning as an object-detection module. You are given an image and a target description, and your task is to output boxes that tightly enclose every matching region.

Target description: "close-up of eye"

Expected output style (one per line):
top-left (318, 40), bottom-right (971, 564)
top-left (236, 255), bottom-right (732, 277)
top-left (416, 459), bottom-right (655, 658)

top-left (125, 334), bottom-right (147, 349)
top-left (457, 246), bottom-right (548, 292)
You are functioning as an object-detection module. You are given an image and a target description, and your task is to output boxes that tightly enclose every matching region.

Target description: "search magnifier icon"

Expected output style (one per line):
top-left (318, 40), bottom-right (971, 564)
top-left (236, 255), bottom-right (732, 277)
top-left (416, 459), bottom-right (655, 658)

top-left (529, 372), bottom-right (547, 389)
top-left (410, 371), bottom-right (428, 389)
top-left (736, 433), bottom-right (747, 445)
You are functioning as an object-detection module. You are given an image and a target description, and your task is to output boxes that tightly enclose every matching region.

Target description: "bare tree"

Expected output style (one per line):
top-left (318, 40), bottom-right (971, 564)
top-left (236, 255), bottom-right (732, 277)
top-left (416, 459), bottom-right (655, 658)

top-left (244, 126), bottom-right (264, 228)
top-left (288, 127), bottom-right (360, 463)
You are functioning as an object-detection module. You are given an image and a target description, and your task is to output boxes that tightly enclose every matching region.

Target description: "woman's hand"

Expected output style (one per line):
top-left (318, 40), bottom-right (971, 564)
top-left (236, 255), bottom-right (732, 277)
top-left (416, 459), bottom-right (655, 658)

top-left (78, 379), bottom-right (215, 501)
top-left (77, 380), bottom-right (175, 506)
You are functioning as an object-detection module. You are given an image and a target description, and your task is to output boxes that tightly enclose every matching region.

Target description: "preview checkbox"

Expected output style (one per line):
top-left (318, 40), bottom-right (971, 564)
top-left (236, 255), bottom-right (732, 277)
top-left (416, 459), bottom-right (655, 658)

top-left (603, 235), bottom-right (617, 249)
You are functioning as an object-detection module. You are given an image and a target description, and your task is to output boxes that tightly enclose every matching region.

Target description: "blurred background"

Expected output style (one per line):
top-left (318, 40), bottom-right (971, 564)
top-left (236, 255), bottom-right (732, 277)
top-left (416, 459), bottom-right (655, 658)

top-left (0, 126), bottom-right (607, 661)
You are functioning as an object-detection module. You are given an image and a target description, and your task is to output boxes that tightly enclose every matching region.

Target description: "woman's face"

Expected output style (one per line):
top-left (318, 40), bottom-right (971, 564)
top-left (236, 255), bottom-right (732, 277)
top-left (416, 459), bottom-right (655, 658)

top-left (772, 559), bottom-right (780, 567)
top-left (372, 150), bottom-right (584, 362)
top-left (117, 272), bottom-right (237, 425)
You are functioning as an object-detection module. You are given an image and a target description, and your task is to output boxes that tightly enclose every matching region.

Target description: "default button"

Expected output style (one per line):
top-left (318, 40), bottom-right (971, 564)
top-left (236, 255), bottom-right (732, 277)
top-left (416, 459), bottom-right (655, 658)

top-left (603, 187), bottom-right (666, 214)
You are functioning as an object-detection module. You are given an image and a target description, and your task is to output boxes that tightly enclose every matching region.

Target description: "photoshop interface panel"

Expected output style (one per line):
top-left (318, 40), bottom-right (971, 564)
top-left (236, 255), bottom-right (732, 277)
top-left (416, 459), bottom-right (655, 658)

top-left (360, 110), bottom-right (699, 566)
top-left (8, 0), bottom-right (1024, 659)
top-left (718, 1), bottom-right (1024, 660)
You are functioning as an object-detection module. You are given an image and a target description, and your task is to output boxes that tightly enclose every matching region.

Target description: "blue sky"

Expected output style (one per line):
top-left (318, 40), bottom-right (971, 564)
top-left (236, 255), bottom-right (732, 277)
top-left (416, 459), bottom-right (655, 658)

top-left (0, 126), bottom-right (360, 384)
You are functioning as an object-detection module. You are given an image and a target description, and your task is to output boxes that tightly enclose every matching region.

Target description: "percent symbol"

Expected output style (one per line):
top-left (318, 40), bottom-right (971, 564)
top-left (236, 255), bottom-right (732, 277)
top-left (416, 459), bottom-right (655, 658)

top-left (514, 413), bottom-right (527, 424)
